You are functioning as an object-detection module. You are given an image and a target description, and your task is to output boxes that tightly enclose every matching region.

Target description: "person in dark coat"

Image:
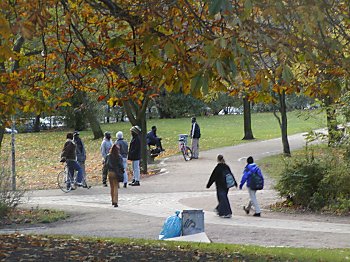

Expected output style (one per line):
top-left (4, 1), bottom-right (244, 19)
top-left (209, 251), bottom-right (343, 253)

top-left (190, 117), bottom-right (200, 159)
top-left (206, 154), bottom-right (237, 218)
top-left (107, 144), bottom-right (124, 207)
top-left (146, 125), bottom-right (164, 151)
top-left (128, 125), bottom-right (141, 186)
top-left (73, 131), bottom-right (87, 185)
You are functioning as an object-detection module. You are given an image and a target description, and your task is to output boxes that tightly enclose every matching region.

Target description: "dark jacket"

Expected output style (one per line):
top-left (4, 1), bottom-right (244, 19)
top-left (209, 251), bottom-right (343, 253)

top-left (207, 163), bottom-right (235, 190)
top-left (61, 139), bottom-right (76, 161)
top-left (146, 130), bottom-right (158, 145)
top-left (190, 122), bottom-right (201, 139)
top-left (116, 139), bottom-right (128, 158)
top-left (107, 153), bottom-right (124, 174)
top-left (128, 134), bottom-right (141, 161)
top-left (74, 137), bottom-right (86, 162)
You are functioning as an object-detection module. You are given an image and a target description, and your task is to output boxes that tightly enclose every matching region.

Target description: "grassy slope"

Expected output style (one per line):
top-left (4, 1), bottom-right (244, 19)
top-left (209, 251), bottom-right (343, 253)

top-left (0, 110), bottom-right (325, 190)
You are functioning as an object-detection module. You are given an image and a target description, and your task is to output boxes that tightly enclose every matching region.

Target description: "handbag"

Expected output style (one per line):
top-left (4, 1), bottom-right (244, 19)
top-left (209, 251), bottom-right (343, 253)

top-left (225, 172), bottom-right (236, 188)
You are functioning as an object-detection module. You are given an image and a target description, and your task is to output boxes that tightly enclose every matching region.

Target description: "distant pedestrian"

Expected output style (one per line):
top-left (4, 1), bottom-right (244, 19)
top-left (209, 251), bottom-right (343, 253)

top-left (206, 154), bottom-right (236, 218)
top-left (239, 156), bottom-right (264, 217)
top-left (60, 132), bottom-right (84, 188)
top-left (128, 125), bottom-right (141, 186)
top-left (190, 117), bottom-right (200, 159)
top-left (100, 131), bottom-right (113, 187)
top-left (115, 131), bottom-right (129, 188)
top-left (106, 144), bottom-right (124, 207)
top-left (73, 131), bottom-right (87, 185)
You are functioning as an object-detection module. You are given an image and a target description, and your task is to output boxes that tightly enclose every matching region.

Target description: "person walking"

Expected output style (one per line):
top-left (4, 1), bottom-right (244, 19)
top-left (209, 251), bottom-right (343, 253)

top-left (239, 156), bottom-right (264, 217)
top-left (73, 131), bottom-right (87, 185)
top-left (106, 144), bottom-right (124, 207)
top-left (115, 131), bottom-right (129, 188)
top-left (206, 154), bottom-right (236, 218)
top-left (128, 125), bottom-right (141, 186)
top-left (190, 117), bottom-right (200, 159)
top-left (60, 132), bottom-right (84, 189)
top-left (100, 131), bottom-right (113, 187)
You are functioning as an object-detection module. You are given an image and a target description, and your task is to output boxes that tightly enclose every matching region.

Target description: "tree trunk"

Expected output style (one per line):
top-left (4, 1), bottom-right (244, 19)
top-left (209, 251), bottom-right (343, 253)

top-left (279, 91), bottom-right (291, 156)
top-left (82, 92), bottom-right (103, 139)
top-left (242, 97), bottom-right (255, 140)
top-left (123, 96), bottom-right (151, 174)
top-left (33, 114), bottom-right (41, 132)
top-left (0, 125), bottom-right (4, 150)
top-left (325, 97), bottom-right (338, 146)
top-left (140, 116), bottom-right (148, 173)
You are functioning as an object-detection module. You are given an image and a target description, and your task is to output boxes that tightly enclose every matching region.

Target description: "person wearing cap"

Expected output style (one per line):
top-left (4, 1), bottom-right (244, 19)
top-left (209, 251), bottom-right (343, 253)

top-left (115, 131), bottom-right (129, 188)
top-left (73, 131), bottom-right (87, 185)
top-left (190, 117), bottom-right (201, 159)
top-left (100, 131), bottom-right (113, 186)
top-left (128, 126), bottom-right (141, 186)
top-left (146, 125), bottom-right (164, 152)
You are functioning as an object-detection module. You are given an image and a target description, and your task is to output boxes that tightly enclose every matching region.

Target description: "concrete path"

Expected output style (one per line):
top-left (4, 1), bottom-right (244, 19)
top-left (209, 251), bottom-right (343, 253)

top-left (2, 132), bottom-right (350, 248)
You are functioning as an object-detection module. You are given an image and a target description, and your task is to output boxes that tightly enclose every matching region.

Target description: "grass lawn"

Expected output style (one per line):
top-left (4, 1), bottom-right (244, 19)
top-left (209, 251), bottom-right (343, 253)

top-left (0, 110), bottom-right (325, 190)
top-left (1, 234), bottom-right (349, 262)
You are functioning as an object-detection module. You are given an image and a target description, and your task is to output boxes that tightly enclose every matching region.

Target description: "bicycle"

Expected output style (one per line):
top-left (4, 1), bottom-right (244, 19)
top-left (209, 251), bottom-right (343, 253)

top-left (178, 134), bottom-right (192, 161)
top-left (57, 162), bottom-right (90, 193)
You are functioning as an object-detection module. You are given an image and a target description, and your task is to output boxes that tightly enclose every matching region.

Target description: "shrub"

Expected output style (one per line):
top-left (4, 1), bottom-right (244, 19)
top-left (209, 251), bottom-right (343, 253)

top-left (275, 147), bottom-right (350, 214)
top-left (0, 165), bottom-right (24, 218)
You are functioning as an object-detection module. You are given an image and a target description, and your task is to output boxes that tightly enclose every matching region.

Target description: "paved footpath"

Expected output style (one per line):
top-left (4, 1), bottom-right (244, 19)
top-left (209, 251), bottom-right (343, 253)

top-left (2, 133), bottom-right (350, 248)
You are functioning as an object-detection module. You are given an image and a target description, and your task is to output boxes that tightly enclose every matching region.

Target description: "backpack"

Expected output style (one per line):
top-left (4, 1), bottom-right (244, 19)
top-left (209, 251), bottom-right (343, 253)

top-left (225, 172), bottom-right (237, 188)
top-left (250, 171), bottom-right (263, 190)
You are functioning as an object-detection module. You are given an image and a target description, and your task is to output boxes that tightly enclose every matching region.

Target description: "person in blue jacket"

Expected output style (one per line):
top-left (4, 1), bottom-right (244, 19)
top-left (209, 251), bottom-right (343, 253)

top-left (239, 156), bottom-right (264, 217)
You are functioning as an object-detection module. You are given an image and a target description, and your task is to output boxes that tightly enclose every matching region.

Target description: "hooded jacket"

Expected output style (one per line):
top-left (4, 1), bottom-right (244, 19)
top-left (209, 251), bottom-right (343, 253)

top-left (239, 163), bottom-right (264, 189)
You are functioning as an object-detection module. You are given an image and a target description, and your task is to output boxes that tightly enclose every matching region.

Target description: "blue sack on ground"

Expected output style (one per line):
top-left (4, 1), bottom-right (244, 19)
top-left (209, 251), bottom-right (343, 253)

top-left (159, 211), bottom-right (182, 240)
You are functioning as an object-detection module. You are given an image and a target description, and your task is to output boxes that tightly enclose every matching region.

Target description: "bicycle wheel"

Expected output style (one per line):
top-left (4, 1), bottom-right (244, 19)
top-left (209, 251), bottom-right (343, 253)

top-left (57, 170), bottom-right (72, 193)
top-left (182, 146), bottom-right (193, 161)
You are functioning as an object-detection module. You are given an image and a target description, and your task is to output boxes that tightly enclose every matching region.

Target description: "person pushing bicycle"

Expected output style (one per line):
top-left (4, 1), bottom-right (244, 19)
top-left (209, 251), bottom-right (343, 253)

top-left (60, 132), bottom-right (84, 188)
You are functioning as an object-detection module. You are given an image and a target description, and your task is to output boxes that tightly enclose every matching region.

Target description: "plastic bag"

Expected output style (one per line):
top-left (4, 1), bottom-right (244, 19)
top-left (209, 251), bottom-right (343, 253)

top-left (159, 211), bottom-right (182, 240)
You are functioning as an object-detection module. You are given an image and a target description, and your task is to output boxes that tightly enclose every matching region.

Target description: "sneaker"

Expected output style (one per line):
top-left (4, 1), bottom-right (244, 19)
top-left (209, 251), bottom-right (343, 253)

top-left (243, 206), bottom-right (250, 215)
top-left (76, 182), bottom-right (83, 187)
top-left (131, 181), bottom-right (140, 186)
top-left (253, 213), bottom-right (261, 217)
top-left (103, 183), bottom-right (108, 187)
top-left (128, 179), bottom-right (135, 186)
top-left (113, 203), bottom-right (118, 207)
top-left (220, 214), bottom-right (232, 218)
top-left (123, 183), bottom-right (127, 188)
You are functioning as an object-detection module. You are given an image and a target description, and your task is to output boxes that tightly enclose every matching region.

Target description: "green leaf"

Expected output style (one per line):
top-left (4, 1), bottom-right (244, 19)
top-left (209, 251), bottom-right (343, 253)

top-left (216, 61), bottom-right (225, 78)
top-left (164, 41), bottom-right (175, 58)
top-left (208, 0), bottom-right (225, 16)
top-left (191, 74), bottom-right (203, 92)
top-left (282, 65), bottom-right (294, 84)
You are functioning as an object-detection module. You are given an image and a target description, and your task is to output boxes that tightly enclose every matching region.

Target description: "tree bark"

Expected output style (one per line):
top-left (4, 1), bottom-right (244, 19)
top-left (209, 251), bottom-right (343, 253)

top-left (33, 114), bottom-right (41, 132)
top-left (82, 92), bottom-right (103, 139)
top-left (242, 97), bottom-right (255, 140)
top-left (123, 96), bottom-right (150, 173)
top-left (0, 125), bottom-right (4, 150)
top-left (324, 96), bottom-right (338, 146)
top-left (279, 91), bottom-right (291, 156)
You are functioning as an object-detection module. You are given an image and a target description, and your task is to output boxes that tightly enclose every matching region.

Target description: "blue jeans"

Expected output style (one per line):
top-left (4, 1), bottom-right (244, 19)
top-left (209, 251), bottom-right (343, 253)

top-left (67, 160), bottom-right (83, 184)
top-left (132, 160), bottom-right (140, 181)
top-left (122, 157), bottom-right (128, 184)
